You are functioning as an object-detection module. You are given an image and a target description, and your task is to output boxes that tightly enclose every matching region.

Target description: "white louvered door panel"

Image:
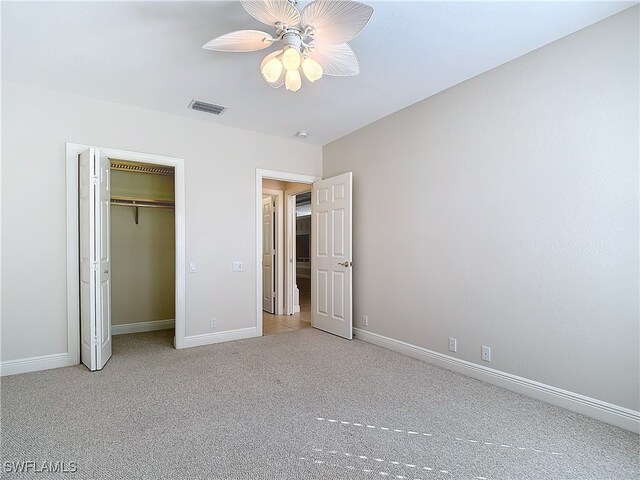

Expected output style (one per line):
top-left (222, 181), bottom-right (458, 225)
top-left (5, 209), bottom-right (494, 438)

top-left (79, 148), bottom-right (112, 371)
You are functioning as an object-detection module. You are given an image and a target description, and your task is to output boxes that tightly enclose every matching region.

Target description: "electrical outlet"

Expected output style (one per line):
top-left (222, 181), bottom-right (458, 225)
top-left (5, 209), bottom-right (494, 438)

top-left (189, 261), bottom-right (197, 273)
top-left (210, 318), bottom-right (217, 329)
top-left (481, 346), bottom-right (491, 362)
top-left (232, 261), bottom-right (243, 272)
top-left (362, 315), bottom-right (368, 326)
top-left (448, 337), bottom-right (457, 352)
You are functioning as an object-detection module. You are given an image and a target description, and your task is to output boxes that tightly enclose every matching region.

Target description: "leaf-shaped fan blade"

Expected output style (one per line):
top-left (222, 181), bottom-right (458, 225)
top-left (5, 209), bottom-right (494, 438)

top-left (302, 0), bottom-right (373, 45)
top-left (309, 43), bottom-right (359, 76)
top-left (202, 30), bottom-right (274, 52)
top-left (241, 0), bottom-right (301, 27)
top-left (260, 50), bottom-right (285, 88)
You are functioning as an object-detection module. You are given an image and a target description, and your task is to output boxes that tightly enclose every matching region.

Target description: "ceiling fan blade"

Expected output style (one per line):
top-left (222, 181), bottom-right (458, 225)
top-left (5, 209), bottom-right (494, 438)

top-left (260, 50), bottom-right (285, 88)
top-left (309, 43), bottom-right (359, 76)
top-left (241, 0), bottom-right (301, 27)
top-left (202, 30), bottom-right (274, 52)
top-left (301, 0), bottom-right (374, 45)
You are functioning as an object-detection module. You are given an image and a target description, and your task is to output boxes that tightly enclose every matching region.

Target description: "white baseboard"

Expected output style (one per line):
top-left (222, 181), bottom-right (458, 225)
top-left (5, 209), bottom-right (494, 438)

top-left (353, 328), bottom-right (639, 433)
top-left (0, 353), bottom-right (72, 377)
top-left (183, 327), bottom-right (258, 348)
top-left (112, 319), bottom-right (175, 335)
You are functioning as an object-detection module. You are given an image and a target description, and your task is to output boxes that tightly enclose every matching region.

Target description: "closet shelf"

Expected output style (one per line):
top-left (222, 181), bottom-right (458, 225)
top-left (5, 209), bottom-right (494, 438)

top-left (110, 196), bottom-right (174, 224)
top-left (110, 196), bottom-right (174, 208)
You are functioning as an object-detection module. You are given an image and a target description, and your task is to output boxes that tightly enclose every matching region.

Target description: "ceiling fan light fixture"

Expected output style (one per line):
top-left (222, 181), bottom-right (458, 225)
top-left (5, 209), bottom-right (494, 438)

top-left (285, 69), bottom-right (302, 92)
top-left (282, 46), bottom-right (301, 71)
top-left (261, 56), bottom-right (283, 83)
top-left (203, 0), bottom-right (374, 92)
top-left (302, 57), bottom-right (323, 82)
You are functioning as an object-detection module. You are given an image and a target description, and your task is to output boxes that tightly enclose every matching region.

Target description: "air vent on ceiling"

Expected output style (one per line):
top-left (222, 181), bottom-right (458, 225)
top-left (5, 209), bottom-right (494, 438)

top-left (189, 99), bottom-right (227, 115)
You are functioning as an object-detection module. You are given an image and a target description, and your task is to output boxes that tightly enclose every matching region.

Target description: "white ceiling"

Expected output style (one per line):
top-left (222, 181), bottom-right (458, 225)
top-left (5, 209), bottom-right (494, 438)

top-left (2, 1), bottom-right (635, 145)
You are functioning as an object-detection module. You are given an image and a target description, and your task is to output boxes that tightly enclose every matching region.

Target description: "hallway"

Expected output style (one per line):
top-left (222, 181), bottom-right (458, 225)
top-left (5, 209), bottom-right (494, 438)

top-left (263, 277), bottom-right (311, 335)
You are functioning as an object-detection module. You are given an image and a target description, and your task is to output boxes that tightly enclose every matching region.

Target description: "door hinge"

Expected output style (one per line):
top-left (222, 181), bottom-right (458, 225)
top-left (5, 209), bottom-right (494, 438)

top-left (91, 336), bottom-right (99, 346)
top-left (90, 176), bottom-right (99, 185)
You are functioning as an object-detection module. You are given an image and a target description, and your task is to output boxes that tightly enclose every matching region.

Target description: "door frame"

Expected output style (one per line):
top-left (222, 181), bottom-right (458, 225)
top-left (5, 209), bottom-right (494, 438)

top-left (256, 169), bottom-right (320, 335)
top-left (66, 143), bottom-right (187, 365)
top-left (284, 184), bottom-right (312, 314)
top-left (262, 188), bottom-right (284, 315)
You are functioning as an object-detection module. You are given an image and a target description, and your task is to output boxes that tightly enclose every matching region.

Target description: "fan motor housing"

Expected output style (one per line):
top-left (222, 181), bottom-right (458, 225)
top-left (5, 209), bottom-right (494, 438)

top-left (281, 30), bottom-right (303, 50)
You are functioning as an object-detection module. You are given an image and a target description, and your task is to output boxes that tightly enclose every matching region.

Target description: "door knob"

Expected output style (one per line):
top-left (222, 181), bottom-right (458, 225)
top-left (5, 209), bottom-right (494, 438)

top-left (337, 261), bottom-right (352, 267)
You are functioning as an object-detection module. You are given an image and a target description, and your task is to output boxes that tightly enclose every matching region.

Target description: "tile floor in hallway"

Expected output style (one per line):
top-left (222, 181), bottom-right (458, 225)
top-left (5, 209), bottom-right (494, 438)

top-left (263, 277), bottom-right (311, 335)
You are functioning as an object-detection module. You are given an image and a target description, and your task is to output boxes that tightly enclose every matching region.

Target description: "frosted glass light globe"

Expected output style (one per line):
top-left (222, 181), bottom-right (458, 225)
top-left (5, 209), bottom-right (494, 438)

top-left (261, 57), bottom-right (283, 83)
top-left (285, 69), bottom-right (302, 92)
top-left (282, 47), bottom-right (301, 71)
top-left (302, 57), bottom-right (323, 82)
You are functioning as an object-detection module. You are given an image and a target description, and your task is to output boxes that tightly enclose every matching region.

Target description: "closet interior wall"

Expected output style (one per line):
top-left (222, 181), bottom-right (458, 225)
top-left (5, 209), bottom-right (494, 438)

top-left (110, 163), bottom-right (176, 331)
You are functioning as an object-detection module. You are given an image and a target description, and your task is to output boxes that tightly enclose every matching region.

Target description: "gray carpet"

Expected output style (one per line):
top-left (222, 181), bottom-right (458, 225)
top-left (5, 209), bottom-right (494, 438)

top-left (1, 329), bottom-right (638, 479)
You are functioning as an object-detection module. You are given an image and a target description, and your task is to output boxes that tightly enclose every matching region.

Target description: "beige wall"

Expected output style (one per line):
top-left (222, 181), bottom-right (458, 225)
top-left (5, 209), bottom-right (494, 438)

top-left (262, 179), bottom-right (286, 191)
top-left (110, 168), bottom-right (175, 200)
top-left (262, 179), bottom-right (311, 191)
top-left (1, 81), bottom-right (321, 361)
top-left (110, 170), bottom-right (175, 326)
top-left (324, 7), bottom-right (639, 411)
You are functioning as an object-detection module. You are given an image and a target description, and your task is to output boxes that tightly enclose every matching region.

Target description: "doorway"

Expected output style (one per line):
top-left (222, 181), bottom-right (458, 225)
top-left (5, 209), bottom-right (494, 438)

top-left (262, 189), bottom-right (311, 335)
top-left (261, 180), bottom-right (312, 335)
top-left (291, 191), bottom-right (312, 320)
top-left (256, 170), bottom-right (319, 336)
top-left (65, 143), bottom-right (186, 370)
top-left (261, 185), bottom-right (283, 315)
top-left (109, 160), bottom-right (176, 341)
top-left (256, 169), bottom-right (354, 340)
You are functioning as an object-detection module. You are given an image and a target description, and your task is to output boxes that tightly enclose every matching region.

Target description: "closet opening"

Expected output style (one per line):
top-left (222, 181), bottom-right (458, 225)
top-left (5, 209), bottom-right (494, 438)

top-left (109, 160), bottom-right (176, 348)
top-left (66, 143), bottom-right (185, 370)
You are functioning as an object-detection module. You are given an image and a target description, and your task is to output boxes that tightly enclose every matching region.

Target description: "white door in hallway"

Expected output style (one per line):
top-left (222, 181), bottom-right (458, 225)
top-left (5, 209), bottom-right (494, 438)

top-left (311, 172), bottom-right (353, 339)
top-left (79, 148), bottom-right (112, 370)
top-left (262, 196), bottom-right (275, 313)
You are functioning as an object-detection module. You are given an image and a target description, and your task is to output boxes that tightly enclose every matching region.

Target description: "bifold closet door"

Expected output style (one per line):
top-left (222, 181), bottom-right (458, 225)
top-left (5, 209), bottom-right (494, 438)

top-left (79, 147), bottom-right (112, 371)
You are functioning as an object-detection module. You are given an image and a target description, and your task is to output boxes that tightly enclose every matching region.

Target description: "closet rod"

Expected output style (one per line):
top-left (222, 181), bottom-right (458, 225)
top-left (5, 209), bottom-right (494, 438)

top-left (110, 196), bottom-right (174, 224)
top-left (110, 196), bottom-right (174, 208)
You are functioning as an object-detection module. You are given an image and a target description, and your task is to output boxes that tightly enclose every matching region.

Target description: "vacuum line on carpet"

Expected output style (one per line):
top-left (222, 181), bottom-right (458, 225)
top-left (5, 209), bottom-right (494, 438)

top-left (309, 447), bottom-right (456, 474)
top-left (315, 417), bottom-right (564, 456)
top-left (299, 456), bottom-right (456, 479)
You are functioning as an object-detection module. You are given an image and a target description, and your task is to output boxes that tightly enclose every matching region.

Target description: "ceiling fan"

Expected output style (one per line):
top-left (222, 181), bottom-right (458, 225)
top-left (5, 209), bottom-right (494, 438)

top-left (202, 0), bottom-right (374, 92)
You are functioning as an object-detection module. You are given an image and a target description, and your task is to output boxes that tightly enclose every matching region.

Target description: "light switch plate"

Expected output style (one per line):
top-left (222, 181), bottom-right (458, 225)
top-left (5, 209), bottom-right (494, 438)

top-left (189, 261), bottom-right (197, 273)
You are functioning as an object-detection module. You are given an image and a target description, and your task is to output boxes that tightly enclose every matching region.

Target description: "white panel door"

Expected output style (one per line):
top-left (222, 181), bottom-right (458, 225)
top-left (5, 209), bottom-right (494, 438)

top-left (262, 196), bottom-right (275, 313)
top-left (311, 172), bottom-right (353, 339)
top-left (79, 148), bottom-right (112, 371)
